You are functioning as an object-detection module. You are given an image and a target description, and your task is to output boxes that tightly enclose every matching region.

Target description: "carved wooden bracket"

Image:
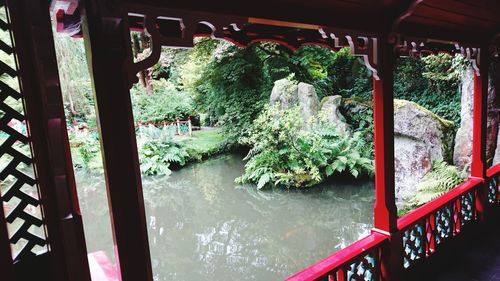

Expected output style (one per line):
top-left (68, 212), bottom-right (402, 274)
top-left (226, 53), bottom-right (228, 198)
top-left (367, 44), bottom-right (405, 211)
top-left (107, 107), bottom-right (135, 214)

top-left (320, 28), bottom-right (379, 80)
top-left (124, 7), bottom-right (383, 86)
top-left (125, 8), bottom-right (246, 86)
top-left (391, 33), bottom-right (483, 76)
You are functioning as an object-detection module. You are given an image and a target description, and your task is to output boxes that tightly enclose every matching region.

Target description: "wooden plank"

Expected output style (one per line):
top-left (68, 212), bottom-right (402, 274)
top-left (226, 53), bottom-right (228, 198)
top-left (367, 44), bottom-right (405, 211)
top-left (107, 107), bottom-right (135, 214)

top-left (415, 4), bottom-right (495, 28)
top-left (424, 0), bottom-right (500, 22)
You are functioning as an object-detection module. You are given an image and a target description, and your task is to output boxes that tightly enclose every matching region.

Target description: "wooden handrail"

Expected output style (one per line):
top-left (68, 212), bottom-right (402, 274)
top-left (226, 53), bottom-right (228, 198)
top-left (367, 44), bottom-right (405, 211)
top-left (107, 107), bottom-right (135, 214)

top-left (285, 232), bottom-right (388, 281)
top-left (397, 177), bottom-right (483, 230)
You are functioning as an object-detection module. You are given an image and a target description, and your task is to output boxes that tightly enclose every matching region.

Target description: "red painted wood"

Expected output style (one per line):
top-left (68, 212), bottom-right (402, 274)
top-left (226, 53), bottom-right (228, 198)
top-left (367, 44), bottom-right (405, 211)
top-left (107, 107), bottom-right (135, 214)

top-left (81, 1), bottom-right (154, 280)
top-left (471, 49), bottom-right (489, 220)
top-left (285, 233), bottom-right (387, 281)
top-left (397, 178), bottom-right (482, 230)
top-left (486, 163), bottom-right (500, 177)
top-left (471, 71), bottom-right (488, 178)
top-left (6, 0), bottom-right (91, 280)
top-left (88, 251), bottom-right (119, 281)
top-left (372, 35), bottom-right (397, 234)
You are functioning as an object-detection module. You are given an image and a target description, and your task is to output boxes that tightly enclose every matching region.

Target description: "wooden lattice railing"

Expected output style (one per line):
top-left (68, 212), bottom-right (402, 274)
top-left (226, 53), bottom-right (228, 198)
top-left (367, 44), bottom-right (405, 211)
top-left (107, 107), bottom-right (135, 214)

top-left (0, 4), bottom-right (47, 261)
top-left (287, 165), bottom-right (500, 281)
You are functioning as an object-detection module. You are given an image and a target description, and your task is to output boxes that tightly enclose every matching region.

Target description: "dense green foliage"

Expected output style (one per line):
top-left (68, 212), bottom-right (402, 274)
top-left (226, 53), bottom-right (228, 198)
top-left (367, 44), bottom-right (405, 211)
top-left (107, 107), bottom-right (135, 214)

top-left (54, 31), bottom-right (468, 194)
top-left (236, 105), bottom-right (374, 189)
top-left (131, 80), bottom-right (195, 123)
top-left (394, 54), bottom-right (467, 128)
top-left (194, 43), bottom-right (373, 146)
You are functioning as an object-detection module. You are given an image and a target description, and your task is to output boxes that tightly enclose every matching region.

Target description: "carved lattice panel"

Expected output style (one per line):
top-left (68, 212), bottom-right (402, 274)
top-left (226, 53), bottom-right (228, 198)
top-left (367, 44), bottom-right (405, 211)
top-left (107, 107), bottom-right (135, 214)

top-left (346, 251), bottom-right (377, 281)
top-left (487, 176), bottom-right (498, 204)
top-left (435, 205), bottom-right (453, 244)
top-left (402, 222), bottom-right (425, 268)
top-left (460, 191), bottom-right (474, 225)
top-left (0, 5), bottom-right (47, 261)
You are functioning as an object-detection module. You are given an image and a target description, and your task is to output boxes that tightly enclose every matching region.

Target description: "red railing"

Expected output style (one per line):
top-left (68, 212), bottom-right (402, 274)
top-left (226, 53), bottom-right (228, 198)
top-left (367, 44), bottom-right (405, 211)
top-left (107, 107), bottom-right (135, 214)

top-left (286, 232), bottom-right (388, 281)
top-left (286, 164), bottom-right (500, 281)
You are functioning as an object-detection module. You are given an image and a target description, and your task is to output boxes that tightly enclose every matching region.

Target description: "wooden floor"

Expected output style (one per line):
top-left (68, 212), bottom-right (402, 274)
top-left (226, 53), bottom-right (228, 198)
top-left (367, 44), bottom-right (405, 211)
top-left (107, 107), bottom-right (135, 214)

top-left (405, 208), bottom-right (500, 281)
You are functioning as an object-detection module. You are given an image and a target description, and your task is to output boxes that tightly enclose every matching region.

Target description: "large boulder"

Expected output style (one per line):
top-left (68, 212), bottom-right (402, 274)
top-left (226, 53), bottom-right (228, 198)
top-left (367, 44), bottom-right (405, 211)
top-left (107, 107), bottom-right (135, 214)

top-left (319, 95), bottom-right (350, 135)
top-left (394, 99), bottom-right (454, 200)
top-left (270, 79), bottom-right (320, 127)
top-left (453, 68), bottom-right (474, 174)
top-left (270, 78), bottom-right (299, 111)
top-left (454, 67), bottom-right (499, 173)
top-left (298, 82), bottom-right (319, 125)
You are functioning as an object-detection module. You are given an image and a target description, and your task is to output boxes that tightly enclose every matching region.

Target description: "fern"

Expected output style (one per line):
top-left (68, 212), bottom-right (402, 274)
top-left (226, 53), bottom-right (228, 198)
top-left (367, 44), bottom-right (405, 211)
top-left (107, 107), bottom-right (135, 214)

top-left (403, 161), bottom-right (465, 212)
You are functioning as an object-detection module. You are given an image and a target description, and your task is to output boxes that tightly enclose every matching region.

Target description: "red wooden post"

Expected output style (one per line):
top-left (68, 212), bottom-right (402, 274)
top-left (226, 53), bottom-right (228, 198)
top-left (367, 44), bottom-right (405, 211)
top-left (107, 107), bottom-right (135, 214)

top-left (81, 1), bottom-right (154, 280)
top-left (372, 35), bottom-right (401, 281)
top-left (372, 36), bottom-right (397, 234)
top-left (471, 60), bottom-right (489, 178)
top-left (176, 117), bottom-right (181, 135)
top-left (471, 48), bottom-right (490, 219)
top-left (7, 0), bottom-right (91, 280)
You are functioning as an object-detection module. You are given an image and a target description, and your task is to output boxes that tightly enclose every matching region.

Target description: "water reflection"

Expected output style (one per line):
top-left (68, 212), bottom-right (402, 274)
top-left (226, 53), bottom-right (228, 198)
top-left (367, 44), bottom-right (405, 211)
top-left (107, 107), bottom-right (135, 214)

top-left (76, 154), bottom-right (374, 281)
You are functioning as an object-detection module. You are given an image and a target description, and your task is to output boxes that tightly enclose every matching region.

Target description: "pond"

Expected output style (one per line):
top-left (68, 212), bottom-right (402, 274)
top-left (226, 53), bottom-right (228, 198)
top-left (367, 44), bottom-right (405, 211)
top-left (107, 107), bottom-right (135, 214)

top-left (76, 154), bottom-right (374, 281)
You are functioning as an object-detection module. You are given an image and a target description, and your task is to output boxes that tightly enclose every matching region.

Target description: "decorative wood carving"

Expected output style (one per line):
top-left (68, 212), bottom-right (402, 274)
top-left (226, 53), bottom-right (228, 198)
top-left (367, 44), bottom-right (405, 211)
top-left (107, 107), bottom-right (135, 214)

top-left (391, 33), bottom-right (483, 76)
top-left (124, 7), bottom-right (383, 86)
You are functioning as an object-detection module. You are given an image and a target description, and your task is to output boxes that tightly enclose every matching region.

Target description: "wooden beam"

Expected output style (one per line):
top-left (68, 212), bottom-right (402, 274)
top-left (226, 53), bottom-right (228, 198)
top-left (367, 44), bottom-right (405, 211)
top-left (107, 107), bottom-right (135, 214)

top-left (81, 1), bottom-right (154, 280)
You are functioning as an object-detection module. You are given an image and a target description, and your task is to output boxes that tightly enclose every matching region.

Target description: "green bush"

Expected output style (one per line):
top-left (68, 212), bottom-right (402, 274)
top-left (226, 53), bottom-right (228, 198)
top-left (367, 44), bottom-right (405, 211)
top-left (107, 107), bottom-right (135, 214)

top-left (136, 127), bottom-right (188, 175)
top-left (131, 80), bottom-right (195, 123)
top-left (236, 105), bottom-right (374, 189)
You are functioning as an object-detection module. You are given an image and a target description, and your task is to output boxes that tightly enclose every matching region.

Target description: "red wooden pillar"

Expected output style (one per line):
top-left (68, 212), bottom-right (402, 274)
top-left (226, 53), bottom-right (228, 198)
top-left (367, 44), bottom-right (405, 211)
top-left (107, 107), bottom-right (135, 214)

top-left (81, 1), bottom-right (154, 280)
top-left (372, 35), bottom-right (401, 281)
top-left (471, 48), bottom-right (490, 218)
top-left (7, 0), bottom-right (91, 280)
top-left (471, 53), bottom-right (489, 178)
top-left (373, 35), bottom-right (397, 234)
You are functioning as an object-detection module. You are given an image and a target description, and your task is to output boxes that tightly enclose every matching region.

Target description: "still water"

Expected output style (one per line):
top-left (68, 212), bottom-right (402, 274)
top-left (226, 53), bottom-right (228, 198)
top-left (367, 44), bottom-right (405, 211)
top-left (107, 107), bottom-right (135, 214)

top-left (76, 154), bottom-right (374, 281)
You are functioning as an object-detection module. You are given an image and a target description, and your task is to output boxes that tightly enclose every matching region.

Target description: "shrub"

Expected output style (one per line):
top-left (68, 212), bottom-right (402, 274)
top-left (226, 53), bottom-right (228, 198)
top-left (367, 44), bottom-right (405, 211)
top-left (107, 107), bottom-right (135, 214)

top-left (236, 105), bottom-right (374, 189)
top-left (131, 79), bottom-right (195, 124)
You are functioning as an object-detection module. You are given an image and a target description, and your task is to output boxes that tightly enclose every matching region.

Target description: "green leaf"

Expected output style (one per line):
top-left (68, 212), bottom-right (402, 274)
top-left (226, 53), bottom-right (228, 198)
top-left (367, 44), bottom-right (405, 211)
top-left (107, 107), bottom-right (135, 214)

top-left (257, 173), bottom-right (271, 190)
top-left (325, 165), bottom-right (334, 177)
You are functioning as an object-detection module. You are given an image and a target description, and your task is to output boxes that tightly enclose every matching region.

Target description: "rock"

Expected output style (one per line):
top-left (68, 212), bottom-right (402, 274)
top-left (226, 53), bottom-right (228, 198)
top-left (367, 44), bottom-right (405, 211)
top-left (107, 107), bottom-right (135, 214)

top-left (395, 136), bottom-right (432, 200)
top-left (494, 125), bottom-right (500, 165)
top-left (270, 78), bottom-right (298, 111)
top-left (320, 95), bottom-right (350, 135)
top-left (394, 99), bottom-right (454, 200)
top-left (454, 67), bottom-right (499, 173)
top-left (486, 72), bottom-right (499, 163)
top-left (298, 82), bottom-right (320, 126)
top-left (453, 68), bottom-right (474, 174)
top-left (269, 79), bottom-right (321, 128)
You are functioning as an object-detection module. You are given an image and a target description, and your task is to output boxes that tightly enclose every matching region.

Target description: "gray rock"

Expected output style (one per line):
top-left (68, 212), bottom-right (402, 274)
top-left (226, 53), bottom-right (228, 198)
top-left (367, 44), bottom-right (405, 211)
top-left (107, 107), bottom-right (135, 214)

top-left (270, 78), bottom-right (298, 111)
top-left (486, 72), bottom-right (499, 163)
top-left (394, 99), bottom-right (454, 200)
top-left (319, 95), bottom-right (350, 135)
top-left (494, 124), bottom-right (500, 165)
top-left (454, 67), bottom-right (499, 174)
top-left (298, 82), bottom-right (319, 126)
top-left (453, 68), bottom-right (474, 174)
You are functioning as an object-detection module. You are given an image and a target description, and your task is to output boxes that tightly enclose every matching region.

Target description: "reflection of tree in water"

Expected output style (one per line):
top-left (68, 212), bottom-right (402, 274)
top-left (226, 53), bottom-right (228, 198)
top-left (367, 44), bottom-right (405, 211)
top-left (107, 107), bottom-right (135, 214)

top-left (76, 155), bottom-right (375, 281)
